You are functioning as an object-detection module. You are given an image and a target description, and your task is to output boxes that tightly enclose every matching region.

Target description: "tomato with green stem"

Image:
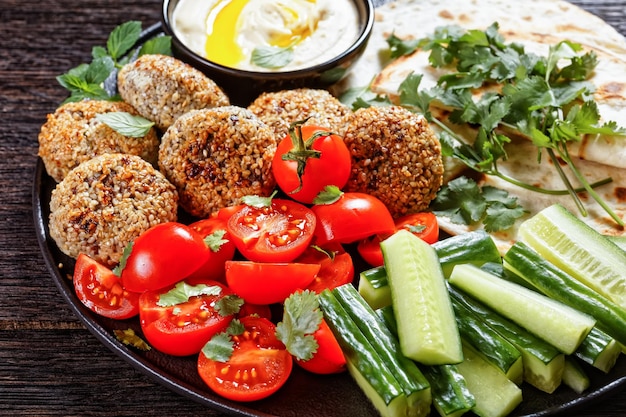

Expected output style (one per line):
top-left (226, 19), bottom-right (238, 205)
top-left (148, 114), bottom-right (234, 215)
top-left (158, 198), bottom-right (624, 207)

top-left (73, 253), bottom-right (140, 319)
top-left (226, 195), bottom-right (316, 263)
top-left (119, 222), bottom-right (211, 293)
top-left (312, 188), bottom-right (395, 247)
top-left (272, 122), bottom-right (351, 204)
top-left (139, 279), bottom-right (238, 356)
top-left (198, 316), bottom-right (292, 402)
top-left (225, 260), bottom-right (320, 305)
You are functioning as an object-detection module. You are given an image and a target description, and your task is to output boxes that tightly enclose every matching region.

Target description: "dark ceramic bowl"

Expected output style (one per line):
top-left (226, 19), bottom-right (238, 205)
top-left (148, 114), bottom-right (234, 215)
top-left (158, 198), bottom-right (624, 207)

top-left (161, 0), bottom-right (375, 105)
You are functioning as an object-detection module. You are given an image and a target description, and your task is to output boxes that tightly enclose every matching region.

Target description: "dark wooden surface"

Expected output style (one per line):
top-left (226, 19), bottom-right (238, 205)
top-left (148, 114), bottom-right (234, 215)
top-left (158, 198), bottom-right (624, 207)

top-left (2, 0), bottom-right (626, 416)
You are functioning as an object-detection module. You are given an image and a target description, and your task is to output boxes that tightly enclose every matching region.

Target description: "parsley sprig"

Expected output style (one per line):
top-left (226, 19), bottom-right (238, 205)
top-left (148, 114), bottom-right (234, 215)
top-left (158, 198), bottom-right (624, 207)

top-left (392, 22), bottom-right (625, 227)
top-left (57, 21), bottom-right (172, 103)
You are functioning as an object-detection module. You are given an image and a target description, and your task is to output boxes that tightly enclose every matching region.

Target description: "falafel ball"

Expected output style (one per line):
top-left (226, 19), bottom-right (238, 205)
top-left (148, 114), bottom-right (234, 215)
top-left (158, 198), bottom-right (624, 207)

top-left (38, 99), bottom-right (160, 183)
top-left (158, 106), bottom-right (277, 218)
top-left (343, 106), bottom-right (444, 217)
top-left (117, 54), bottom-right (230, 131)
top-left (48, 153), bottom-right (178, 266)
top-left (247, 88), bottom-right (352, 139)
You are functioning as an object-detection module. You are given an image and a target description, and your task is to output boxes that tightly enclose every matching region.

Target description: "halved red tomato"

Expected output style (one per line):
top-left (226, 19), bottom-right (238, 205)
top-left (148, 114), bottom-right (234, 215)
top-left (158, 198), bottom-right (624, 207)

top-left (120, 222), bottom-right (211, 293)
top-left (226, 198), bottom-right (316, 263)
top-left (187, 217), bottom-right (236, 282)
top-left (357, 211), bottom-right (440, 267)
top-left (225, 261), bottom-right (320, 305)
top-left (138, 279), bottom-right (234, 356)
top-left (198, 316), bottom-right (293, 402)
top-left (73, 253), bottom-right (140, 319)
top-left (296, 319), bottom-right (346, 375)
top-left (312, 192), bottom-right (395, 246)
top-left (295, 245), bottom-right (354, 293)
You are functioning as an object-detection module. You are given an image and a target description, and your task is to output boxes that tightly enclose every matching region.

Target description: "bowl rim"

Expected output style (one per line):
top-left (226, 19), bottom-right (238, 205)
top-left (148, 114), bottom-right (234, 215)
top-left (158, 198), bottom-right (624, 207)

top-left (161, 0), bottom-right (375, 78)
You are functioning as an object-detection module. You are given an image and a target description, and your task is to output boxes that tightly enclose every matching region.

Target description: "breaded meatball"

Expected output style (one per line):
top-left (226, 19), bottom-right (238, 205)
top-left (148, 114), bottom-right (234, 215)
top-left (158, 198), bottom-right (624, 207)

top-left (49, 153), bottom-right (178, 266)
top-left (38, 100), bottom-right (160, 183)
top-left (158, 106), bottom-right (277, 218)
top-left (343, 106), bottom-right (444, 217)
top-left (117, 54), bottom-right (230, 131)
top-left (247, 88), bottom-right (352, 140)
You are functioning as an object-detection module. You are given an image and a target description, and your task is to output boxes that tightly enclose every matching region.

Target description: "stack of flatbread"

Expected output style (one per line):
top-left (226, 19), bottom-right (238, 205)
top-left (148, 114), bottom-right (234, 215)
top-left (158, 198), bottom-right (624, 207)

top-left (337, 0), bottom-right (626, 252)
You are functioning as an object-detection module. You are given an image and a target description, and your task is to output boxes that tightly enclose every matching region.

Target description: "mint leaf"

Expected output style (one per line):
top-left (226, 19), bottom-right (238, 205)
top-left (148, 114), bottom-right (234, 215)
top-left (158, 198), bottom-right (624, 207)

top-left (95, 111), bottom-right (155, 137)
top-left (251, 45), bottom-right (294, 69)
top-left (107, 21), bottom-right (142, 60)
top-left (139, 35), bottom-right (173, 56)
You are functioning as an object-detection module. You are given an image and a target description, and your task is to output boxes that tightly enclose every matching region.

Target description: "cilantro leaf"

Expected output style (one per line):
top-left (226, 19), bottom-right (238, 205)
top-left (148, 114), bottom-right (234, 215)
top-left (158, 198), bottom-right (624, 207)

top-left (312, 185), bottom-right (343, 205)
top-left (214, 294), bottom-right (244, 317)
top-left (156, 282), bottom-right (222, 307)
top-left (431, 176), bottom-right (486, 225)
top-left (201, 319), bottom-right (245, 362)
top-left (204, 229), bottom-right (229, 252)
top-left (276, 290), bottom-right (323, 361)
top-left (386, 33), bottom-right (420, 59)
top-left (241, 190), bottom-right (277, 208)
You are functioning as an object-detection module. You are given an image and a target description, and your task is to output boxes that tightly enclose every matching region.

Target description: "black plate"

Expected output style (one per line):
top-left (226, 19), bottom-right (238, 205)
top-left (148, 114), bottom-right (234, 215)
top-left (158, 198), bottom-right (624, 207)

top-left (33, 22), bottom-right (626, 417)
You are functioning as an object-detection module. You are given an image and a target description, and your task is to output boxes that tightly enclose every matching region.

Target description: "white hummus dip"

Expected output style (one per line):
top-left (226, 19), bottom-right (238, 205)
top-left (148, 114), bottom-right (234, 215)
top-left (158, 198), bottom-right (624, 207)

top-left (172, 0), bottom-right (361, 72)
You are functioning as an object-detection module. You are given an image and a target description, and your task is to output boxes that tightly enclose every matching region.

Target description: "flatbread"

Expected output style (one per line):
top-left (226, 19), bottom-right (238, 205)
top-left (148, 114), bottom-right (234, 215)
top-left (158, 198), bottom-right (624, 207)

top-left (337, 0), bottom-right (626, 252)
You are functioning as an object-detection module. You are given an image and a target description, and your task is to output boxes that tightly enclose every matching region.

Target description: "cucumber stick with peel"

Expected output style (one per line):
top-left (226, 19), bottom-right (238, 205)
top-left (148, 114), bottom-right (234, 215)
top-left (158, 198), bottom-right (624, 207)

top-left (449, 264), bottom-right (596, 354)
top-left (517, 203), bottom-right (626, 310)
top-left (381, 229), bottom-right (463, 365)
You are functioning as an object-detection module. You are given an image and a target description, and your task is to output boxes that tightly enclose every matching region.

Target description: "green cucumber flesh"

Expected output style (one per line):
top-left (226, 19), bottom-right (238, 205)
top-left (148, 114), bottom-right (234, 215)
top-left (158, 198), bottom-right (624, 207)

top-left (504, 241), bottom-right (626, 346)
top-left (518, 203), bottom-right (626, 310)
top-left (433, 230), bottom-right (501, 277)
top-left (358, 266), bottom-right (392, 310)
top-left (456, 343), bottom-right (523, 417)
top-left (448, 284), bottom-right (564, 393)
top-left (576, 327), bottom-right (622, 373)
top-left (381, 230), bottom-right (463, 365)
top-left (562, 357), bottom-right (590, 395)
top-left (449, 264), bottom-right (596, 354)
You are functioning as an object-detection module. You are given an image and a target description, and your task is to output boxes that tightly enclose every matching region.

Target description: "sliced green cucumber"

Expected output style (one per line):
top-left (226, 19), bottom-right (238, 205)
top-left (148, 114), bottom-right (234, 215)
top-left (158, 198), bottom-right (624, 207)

top-left (448, 284), bottom-right (564, 394)
top-left (381, 230), bottom-right (463, 365)
top-left (377, 306), bottom-right (476, 417)
top-left (518, 203), bottom-right (626, 310)
top-left (504, 241), bottom-right (626, 346)
top-left (449, 264), bottom-right (596, 354)
top-left (456, 343), bottom-right (523, 417)
top-left (331, 284), bottom-right (431, 414)
top-left (562, 357), bottom-right (590, 394)
top-left (433, 230), bottom-right (501, 277)
top-left (606, 235), bottom-right (626, 252)
top-left (450, 293), bottom-right (523, 384)
top-left (319, 289), bottom-right (420, 417)
top-left (576, 327), bottom-right (622, 373)
top-left (358, 266), bottom-right (392, 310)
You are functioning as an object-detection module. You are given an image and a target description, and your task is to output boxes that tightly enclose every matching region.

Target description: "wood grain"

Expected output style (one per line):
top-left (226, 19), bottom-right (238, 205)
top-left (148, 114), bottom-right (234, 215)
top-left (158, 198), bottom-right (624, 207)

top-left (1, 0), bottom-right (625, 416)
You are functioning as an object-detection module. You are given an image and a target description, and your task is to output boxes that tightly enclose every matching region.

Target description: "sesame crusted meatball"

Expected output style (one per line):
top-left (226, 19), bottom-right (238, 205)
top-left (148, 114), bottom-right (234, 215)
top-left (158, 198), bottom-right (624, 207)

top-left (49, 153), bottom-right (178, 266)
top-left (117, 54), bottom-right (230, 131)
top-left (38, 100), bottom-right (160, 183)
top-left (158, 106), bottom-right (277, 218)
top-left (247, 88), bottom-right (352, 139)
top-left (343, 106), bottom-right (444, 217)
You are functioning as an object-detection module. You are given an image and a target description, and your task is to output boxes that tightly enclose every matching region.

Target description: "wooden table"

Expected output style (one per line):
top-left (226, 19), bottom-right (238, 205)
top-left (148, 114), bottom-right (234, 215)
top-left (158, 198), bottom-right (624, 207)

top-left (2, 0), bottom-right (626, 415)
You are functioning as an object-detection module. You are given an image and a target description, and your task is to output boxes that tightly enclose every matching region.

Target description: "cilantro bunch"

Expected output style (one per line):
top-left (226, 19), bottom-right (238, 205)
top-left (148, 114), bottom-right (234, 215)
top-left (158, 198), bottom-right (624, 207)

top-left (391, 22), bottom-right (624, 227)
top-left (57, 21), bottom-right (172, 103)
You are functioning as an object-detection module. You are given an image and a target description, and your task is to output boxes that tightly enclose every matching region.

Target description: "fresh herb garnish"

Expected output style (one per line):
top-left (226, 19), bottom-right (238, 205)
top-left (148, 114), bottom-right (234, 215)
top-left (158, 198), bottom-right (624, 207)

top-left (201, 319), bottom-right (245, 362)
top-left (241, 190), bottom-right (278, 208)
top-left (57, 21), bottom-right (172, 103)
top-left (312, 185), bottom-right (343, 205)
top-left (276, 290), bottom-right (323, 361)
top-left (251, 43), bottom-right (295, 69)
top-left (156, 281), bottom-right (223, 307)
top-left (204, 229), bottom-right (229, 252)
top-left (95, 111), bottom-right (155, 137)
top-left (383, 22), bottom-right (625, 227)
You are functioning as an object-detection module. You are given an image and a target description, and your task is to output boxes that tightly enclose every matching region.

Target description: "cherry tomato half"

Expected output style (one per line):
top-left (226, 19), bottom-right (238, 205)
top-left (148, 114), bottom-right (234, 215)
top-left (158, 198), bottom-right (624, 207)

top-left (187, 217), bottom-right (236, 282)
top-left (73, 253), bottom-right (140, 319)
top-left (296, 319), bottom-right (346, 375)
top-left (312, 192), bottom-right (395, 246)
top-left (225, 260), bottom-right (320, 305)
top-left (273, 125), bottom-right (351, 204)
top-left (357, 211), bottom-right (440, 267)
top-left (139, 279), bottom-right (233, 356)
top-left (120, 222), bottom-right (211, 293)
top-left (198, 316), bottom-right (293, 402)
top-left (295, 245), bottom-right (355, 293)
top-left (227, 198), bottom-right (316, 263)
